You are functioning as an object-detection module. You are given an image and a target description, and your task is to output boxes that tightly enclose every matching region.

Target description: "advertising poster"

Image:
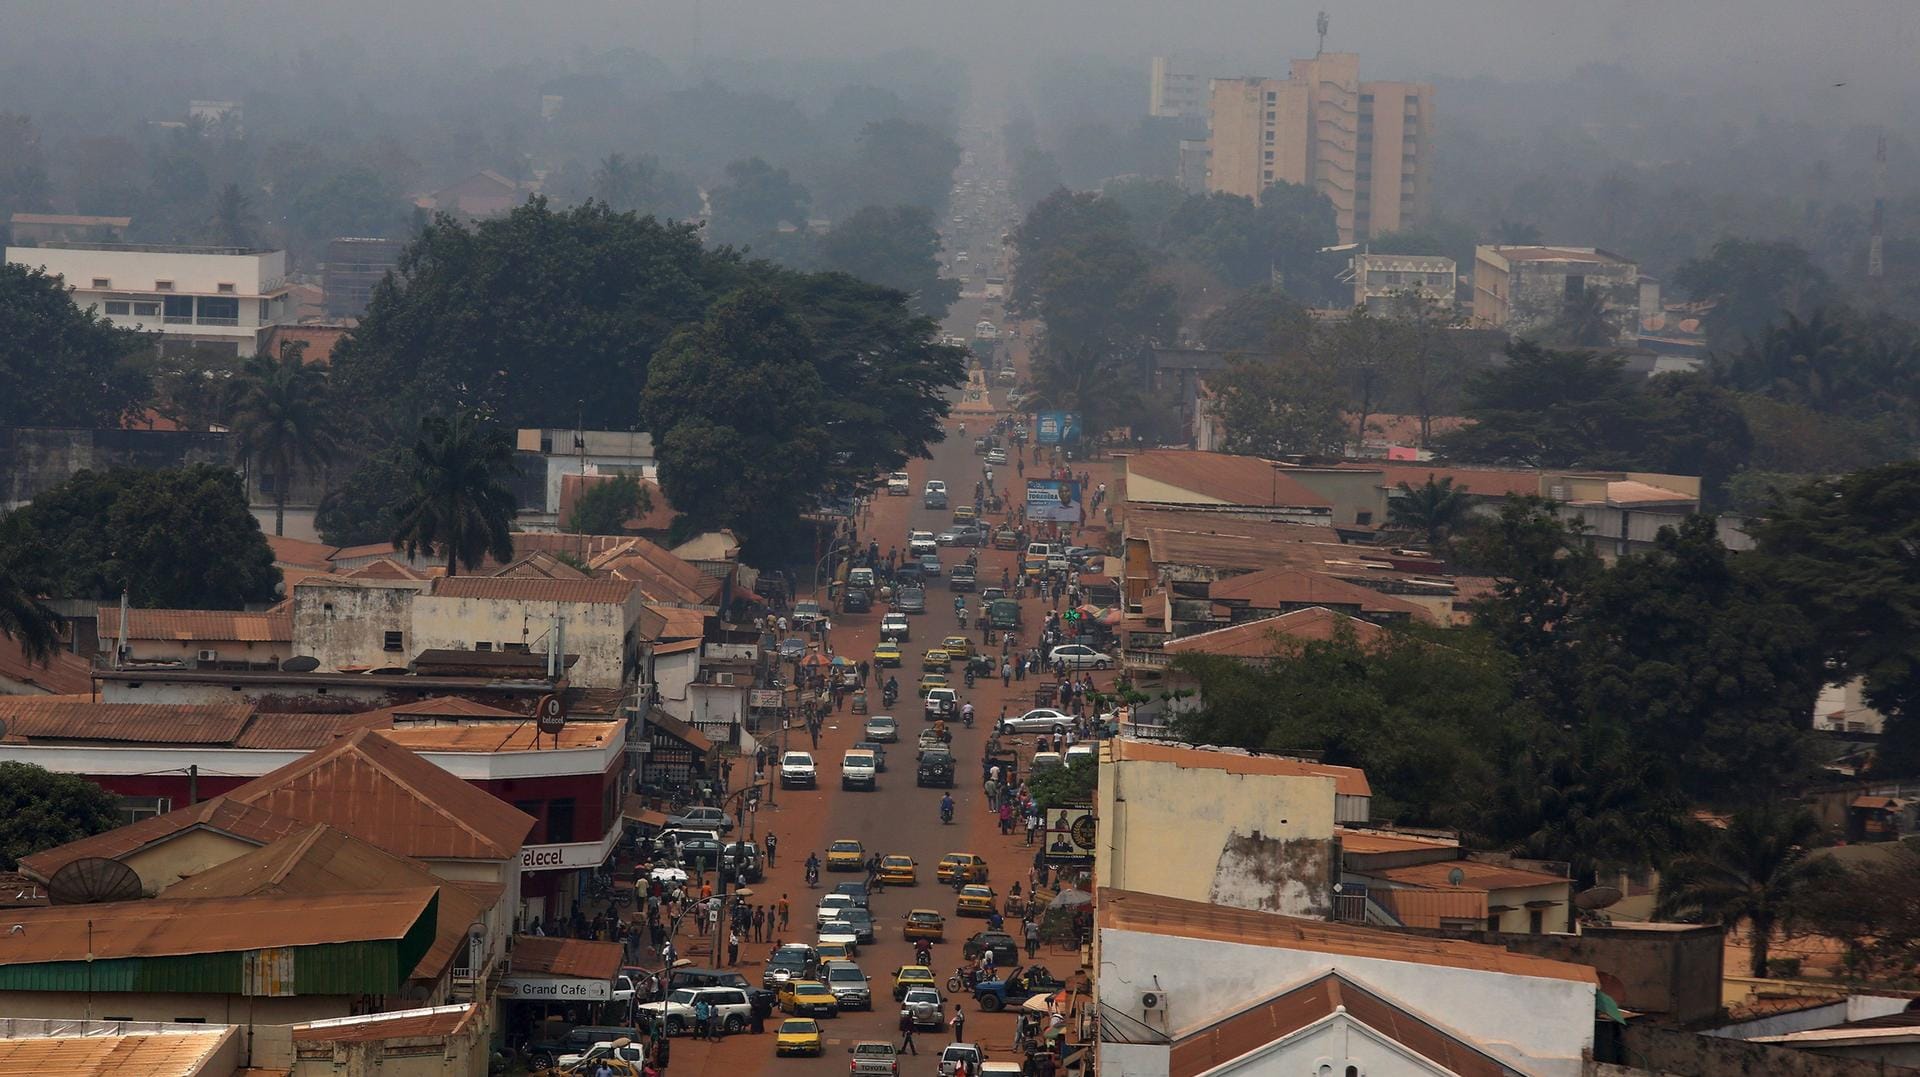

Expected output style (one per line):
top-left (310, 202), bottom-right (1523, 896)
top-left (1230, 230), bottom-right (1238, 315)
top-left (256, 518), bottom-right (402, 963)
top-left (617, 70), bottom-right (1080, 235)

top-left (1034, 411), bottom-right (1081, 445)
top-left (1025, 479), bottom-right (1083, 523)
top-left (1044, 807), bottom-right (1097, 864)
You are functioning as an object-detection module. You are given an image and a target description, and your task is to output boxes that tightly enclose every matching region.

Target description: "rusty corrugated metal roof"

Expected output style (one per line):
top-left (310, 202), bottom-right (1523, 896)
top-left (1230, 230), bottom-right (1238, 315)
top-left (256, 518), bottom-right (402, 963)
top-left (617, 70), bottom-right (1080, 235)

top-left (19, 798), bottom-right (307, 883)
top-left (0, 888), bottom-right (437, 963)
top-left (511, 936), bottom-right (625, 981)
top-left (1109, 739), bottom-right (1371, 797)
top-left (95, 607), bottom-right (291, 643)
top-left (294, 1002), bottom-right (478, 1043)
top-left (0, 635), bottom-right (93, 695)
top-left (381, 720), bottom-right (621, 753)
top-left (222, 729), bottom-right (535, 861)
top-left (234, 712), bottom-right (387, 750)
top-left (0, 1028), bottom-right (233, 1077)
top-left (0, 700), bottom-right (254, 745)
top-left (1370, 888), bottom-right (1488, 928)
top-left (430, 576), bottom-right (635, 605)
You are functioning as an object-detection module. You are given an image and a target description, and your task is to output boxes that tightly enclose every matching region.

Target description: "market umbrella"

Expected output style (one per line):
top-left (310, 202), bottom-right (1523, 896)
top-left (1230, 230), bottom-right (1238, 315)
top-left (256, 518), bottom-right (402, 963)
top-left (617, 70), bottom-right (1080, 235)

top-left (1021, 993), bottom-right (1056, 1014)
top-left (801, 652), bottom-right (829, 668)
top-left (1049, 888), bottom-right (1093, 909)
top-left (831, 655), bottom-right (852, 666)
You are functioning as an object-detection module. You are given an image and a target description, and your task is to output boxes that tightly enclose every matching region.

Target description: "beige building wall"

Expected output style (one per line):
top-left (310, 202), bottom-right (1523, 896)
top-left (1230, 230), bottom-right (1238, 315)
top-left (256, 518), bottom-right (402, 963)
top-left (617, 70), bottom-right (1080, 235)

top-left (1096, 751), bottom-right (1337, 916)
top-left (122, 829), bottom-right (263, 895)
top-left (1123, 473), bottom-right (1227, 506)
top-left (1274, 469), bottom-right (1389, 526)
top-left (1356, 81), bottom-right (1433, 237)
top-left (1487, 881), bottom-right (1574, 934)
top-left (410, 591), bottom-right (641, 689)
top-left (1293, 53), bottom-right (1361, 242)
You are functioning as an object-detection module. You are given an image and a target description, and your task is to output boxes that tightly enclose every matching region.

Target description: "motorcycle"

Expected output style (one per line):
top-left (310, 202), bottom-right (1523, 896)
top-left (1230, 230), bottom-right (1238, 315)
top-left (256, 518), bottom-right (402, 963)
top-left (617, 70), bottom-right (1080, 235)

top-left (962, 707), bottom-right (974, 729)
top-left (940, 802), bottom-right (955, 825)
top-left (946, 966), bottom-right (981, 993)
top-left (805, 862), bottom-right (820, 888)
top-left (883, 684), bottom-right (899, 707)
top-left (964, 668), bottom-right (976, 688)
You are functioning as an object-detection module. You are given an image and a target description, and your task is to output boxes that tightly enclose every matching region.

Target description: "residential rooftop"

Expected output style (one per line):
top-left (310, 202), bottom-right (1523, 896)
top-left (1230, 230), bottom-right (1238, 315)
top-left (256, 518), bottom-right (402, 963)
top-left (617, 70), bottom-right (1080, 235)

top-left (1107, 738), bottom-right (1371, 797)
top-left (0, 888), bottom-right (437, 964)
top-left (1160, 608), bottom-right (1388, 658)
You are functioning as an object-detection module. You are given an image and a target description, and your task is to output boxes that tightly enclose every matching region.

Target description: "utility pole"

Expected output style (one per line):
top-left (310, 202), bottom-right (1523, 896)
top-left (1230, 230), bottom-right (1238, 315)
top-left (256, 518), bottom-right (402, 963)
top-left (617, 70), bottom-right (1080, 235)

top-left (1869, 131), bottom-right (1887, 280)
top-left (1316, 10), bottom-right (1329, 55)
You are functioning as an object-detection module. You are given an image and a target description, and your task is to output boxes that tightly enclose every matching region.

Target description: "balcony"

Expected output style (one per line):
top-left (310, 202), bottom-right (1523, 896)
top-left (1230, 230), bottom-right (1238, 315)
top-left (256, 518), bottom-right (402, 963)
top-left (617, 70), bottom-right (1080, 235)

top-left (195, 316), bottom-right (240, 327)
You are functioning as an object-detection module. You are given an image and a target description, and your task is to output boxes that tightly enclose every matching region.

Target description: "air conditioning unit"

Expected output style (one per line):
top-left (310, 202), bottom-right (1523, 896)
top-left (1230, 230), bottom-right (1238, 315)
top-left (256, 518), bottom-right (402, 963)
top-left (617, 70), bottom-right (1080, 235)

top-left (197, 649), bottom-right (219, 663)
top-left (1140, 989), bottom-right (1169, 1019)
top-left (714, 672), bottom-right (736, 686)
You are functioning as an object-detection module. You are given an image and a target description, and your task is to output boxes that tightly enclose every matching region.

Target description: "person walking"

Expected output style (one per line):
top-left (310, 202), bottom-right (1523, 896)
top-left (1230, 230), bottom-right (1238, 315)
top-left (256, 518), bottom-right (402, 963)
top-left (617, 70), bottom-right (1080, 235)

top-left (951, 1004), bottom-right (967, 1043)
top-left (1025, 917), bottom-right (1041, 958)
top-left (778, 894), bottom-right (790, 931)
top-left (898, 1009), bottom-right (919, 1055)
top-left (764, 831), bottom-right (778, 867)
top-left (1001, 660), bottom-right (1012, 687)
top-left (752, 904), bottom-right (766, 942)
top-left (727, 928), bottom-right (740, 966)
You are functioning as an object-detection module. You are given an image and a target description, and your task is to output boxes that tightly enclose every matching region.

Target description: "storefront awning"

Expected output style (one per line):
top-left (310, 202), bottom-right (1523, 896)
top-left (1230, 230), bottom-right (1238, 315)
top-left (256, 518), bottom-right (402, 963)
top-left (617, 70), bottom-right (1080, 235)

top-left (501, 936), bottom-right (624, 1002)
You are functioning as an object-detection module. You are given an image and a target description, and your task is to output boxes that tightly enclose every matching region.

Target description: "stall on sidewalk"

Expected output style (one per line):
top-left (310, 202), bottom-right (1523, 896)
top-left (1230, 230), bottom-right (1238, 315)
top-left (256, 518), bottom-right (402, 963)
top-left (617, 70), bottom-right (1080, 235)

top-left (502, 935), bottom-right (628, 1048)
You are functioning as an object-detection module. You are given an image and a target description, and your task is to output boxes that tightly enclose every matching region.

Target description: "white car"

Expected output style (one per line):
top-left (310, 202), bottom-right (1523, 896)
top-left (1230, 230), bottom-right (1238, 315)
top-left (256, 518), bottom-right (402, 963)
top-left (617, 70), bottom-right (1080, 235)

top-left (925, 480), bottom-right (948, 495)
top-left (817, 893), bottom-right (857, 925)
top-left (880, 614), bottom-right (910, 642)
top-left (1048, 644), bottom-right (1114, 670)
top-left (1000, 707), bottom-right (1074, 735)
top-left (781, 751), bottom-right (818, 788)
top-left (908, 531), bottom-right (938, 557)
top-left (887, 472), bottom-right (911, 495)
top-left (558, 1041), bottom-right (646, 1069)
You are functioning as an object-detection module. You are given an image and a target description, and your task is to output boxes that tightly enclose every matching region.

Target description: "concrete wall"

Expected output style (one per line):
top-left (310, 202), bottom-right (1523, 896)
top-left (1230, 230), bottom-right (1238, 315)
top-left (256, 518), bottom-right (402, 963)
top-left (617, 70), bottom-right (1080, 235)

top-left (122, 828), bottom-right (262, 894)
top-left (292, 581), bottom-right (424, 672)
top-left (0, 989), bottom-right (353, 1025)
top-left (410, 592), bottom-right (640, 689)
top-left (1278, 469), bottom-right (1389, 526)
top-left (1097, 759), bottom-right (1337, 917)
top-left (1099, 926), bottom-right (1596, 1077)
top-left (1396, 922), bottom-right (1724, 1025)
top-left (1621, 1024), bottom-right (1920, 1077)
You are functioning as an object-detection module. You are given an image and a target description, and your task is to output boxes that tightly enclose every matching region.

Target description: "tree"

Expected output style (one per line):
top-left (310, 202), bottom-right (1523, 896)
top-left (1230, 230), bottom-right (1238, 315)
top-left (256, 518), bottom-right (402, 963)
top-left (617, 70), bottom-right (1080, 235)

top-left (0, 261), bottom-right (152, 428)
top-left (1388, 477), bottom-right (1472, 550)
top-left (1749, 464), bottom-right (1920, 773)
top-left (707, 157), bottom-right (810, 248)
top-left (226, 346), bottom-right (339, 536)
top-left (1439, 342), bottom-right (1644, 468)
top-left (206, 182), bottom-right (260, 247)
top-left (330, 199), bottom-right (723, 434)
top-left (1317, 307), bottom-right (1415, 453)
top-left (284, 167), bottom-right (413, 248)
top-left (0, 465), bottom-right (278, 608)
top-left (1197, 284), bottom-right (1312, 353)
top-left (0, 566), bottom-right (61, 664)
top-left (0, 763), bottom-right (120, 871)
top-left (1028, 756), bottom-right (1096, 810)
top-left (391, 412), bottom-right (519, 575)
top-left (1803, 843), bottom-right (1920, 977)
top-left (1677, 238), bottom-right (1831, 349)
top-left (644, 287), bottom-right (832, 552)
top-left (1254, 181), bottom-right (1341, 303)
top-left (315, 446), bottom-right (413, 547)
top-left (148, 345), bottom-right (240, 431)
top-left (1656, 807), bottom-right (1840, 978)
top-left (1208, 353), bottom-right (1347, 459)
top-left (817, 205), bottom-right (960, 318)
top-left (0, 113), bottom-right (51, 224)
top-left (568, 473), bottom-right (653, 534)
top-left (1547, 287), bottom-right (1619, 349)
top-left (591, 153), bottom-right (699, 219)
top-left (837, 119), bottom-right (961, 216)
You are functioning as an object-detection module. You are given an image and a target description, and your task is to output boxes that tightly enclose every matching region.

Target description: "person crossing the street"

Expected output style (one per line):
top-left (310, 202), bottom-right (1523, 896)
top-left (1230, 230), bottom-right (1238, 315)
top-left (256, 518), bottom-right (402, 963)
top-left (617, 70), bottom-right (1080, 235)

top-left (898, 1009), bottom-right (919, 1054)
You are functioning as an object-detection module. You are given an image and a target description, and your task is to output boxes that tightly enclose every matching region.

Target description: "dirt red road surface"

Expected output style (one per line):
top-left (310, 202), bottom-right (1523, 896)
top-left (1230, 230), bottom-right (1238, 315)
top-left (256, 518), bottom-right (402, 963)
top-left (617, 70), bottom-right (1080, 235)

top-left (658, 410), bottom-right (1105, 1077)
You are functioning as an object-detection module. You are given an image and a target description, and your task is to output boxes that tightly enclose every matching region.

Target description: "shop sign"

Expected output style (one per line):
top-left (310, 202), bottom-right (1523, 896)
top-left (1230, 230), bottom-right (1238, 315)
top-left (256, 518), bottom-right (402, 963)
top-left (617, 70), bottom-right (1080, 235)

top-left (501, 975), bottom-right (610, 1001)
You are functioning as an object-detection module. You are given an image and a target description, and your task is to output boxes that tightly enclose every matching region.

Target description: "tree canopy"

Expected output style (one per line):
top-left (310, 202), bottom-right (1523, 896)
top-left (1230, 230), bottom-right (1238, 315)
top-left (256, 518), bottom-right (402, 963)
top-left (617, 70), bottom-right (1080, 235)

top-left (0, 763), bottom-right (120, 871)
top-left (0, 261), bottom-right (152, 429)
top-left (816, 204), bottom-right (960, 319)
top-left (707, 157), bottom-right (811, 248)
top-left (391, 412), bottom-right (520, 575)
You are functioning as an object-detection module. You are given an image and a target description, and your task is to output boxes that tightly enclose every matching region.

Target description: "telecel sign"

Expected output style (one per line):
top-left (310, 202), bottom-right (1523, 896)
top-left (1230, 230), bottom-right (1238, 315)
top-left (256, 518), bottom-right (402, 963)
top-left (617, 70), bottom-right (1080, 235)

top-left (519, 827), bottom-right (621, 873)
top-left (500, 975), bottom-right (611, 1001)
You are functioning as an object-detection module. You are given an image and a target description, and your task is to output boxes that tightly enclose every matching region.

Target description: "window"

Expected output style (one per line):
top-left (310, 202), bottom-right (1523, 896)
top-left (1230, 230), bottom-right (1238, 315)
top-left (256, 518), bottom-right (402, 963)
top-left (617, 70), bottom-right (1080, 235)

top-left (1264, 151), bottom-right (1275, 162)
top-left (91, 277), bottom-right (111, 289)
top-left (475, 641), bottom-right (493, 651)
top-left (1486, 913), bottom-right (1501, 931)
top-left (1265, 91), bottom-right (1276, 102)
top-left (118, 795), bottom-right (173, 826)
top-left (155, 280), bottom-right (174, 291)
top-left (259, 472), bottom-right (278, 494)
top-left (1564, 274), bottom-right (1586, 299)
top-left (196, 295), bottom-right (240, 325)
top-left (1263, 170), bottom-right (1273, 181)
top-left (1264, 130), bottom-right (1275, 143)
top-left (546, 797), bottom-right (577, 843)
top-left (1355, 511), bottom-right (1372, 525)
top-left (104, 301), bottom-right (131, 315)
top-left (132, 301), bottom-right (160, 317)
top-left (217, 282), bottom-right (236, 293)
top-left (1529, 908), bottom-right (1546, 933)
top-left (383, 631), bottom-right (404, 652)
top-left (163, 295), bottom-right (194, 324)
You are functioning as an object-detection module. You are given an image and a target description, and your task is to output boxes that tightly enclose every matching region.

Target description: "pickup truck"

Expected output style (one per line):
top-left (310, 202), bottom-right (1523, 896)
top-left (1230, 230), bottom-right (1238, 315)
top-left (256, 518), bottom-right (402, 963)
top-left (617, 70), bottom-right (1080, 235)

top-left (939, 1043), bottom-right (984, 1077)
top-left (841, 749), bottom-right (878, 791)
top-left (780, 751), bottom-right (817, 788)
top-left (948, 564), bottom-right (977, 592)
top-left (849, 1041), bottom-right (900, 1077)
top-left (972, 965), bottom-right (1068, 1012)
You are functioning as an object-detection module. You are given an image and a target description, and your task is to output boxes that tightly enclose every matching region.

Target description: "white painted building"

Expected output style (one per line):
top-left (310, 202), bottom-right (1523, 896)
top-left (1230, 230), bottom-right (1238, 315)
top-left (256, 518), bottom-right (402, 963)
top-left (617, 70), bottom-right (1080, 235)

top-left (5, 242), bottom-right (292, 356)
top-left (514, 428), bottom-right (656, 522)
top-left (1096, 889), bottom-right (1598, 1077)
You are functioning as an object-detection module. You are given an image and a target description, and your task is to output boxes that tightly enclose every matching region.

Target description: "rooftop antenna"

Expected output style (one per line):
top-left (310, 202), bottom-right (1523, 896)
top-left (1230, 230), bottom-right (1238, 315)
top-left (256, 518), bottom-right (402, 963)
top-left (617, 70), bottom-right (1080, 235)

top-left (1869, 131), bottom-right (1887, 280)
top-left (1316, 11), bottom-right (1329, 55)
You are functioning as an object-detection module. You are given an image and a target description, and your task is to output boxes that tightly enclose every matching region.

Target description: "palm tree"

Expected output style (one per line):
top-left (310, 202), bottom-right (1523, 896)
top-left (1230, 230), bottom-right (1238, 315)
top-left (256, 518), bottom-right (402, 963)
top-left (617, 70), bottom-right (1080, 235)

top-left (207, 182), bottom-right (259, 247)
top-left (0, 569), bottom-right (61, 664)
top-left (1388, 476), bottom-right (1471, 550)
top-left (391, 412), bottom-right (519, 575)
top-left (1656, 806), bottom-right (1840, 978)
top-left (1550, 288), bottom-right (1618, 349)
top-left (227, 344), bottom-right (339, 536)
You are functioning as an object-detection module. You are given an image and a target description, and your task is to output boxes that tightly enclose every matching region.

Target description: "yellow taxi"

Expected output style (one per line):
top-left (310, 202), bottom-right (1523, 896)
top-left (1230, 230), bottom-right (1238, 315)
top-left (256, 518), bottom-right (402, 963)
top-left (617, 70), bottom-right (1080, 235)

top-left (878, 854), bottom-right (917, 886)
top-left (903, 908), bottom-right (946, 941)
top-left (1023, 556), bottom-right (1046, 578)
top-left (777, 979), bottom-right (840, 1017)
top-left (893, 964), bottom-right (939, 1000)
top-left (952, 505), bottom-right (977, 522)
top-left (816, 940), bottom-right (855, 963)
top-left (941, 636), bottom-right (975, 661)
top-left (775, 1017), bottom-right (823, 1056)
top-left (937, 853), bottom-right (990, 885)
top-left (917, 673), bottom-right (949, 697)
top-left (825, 838), bottom-right (865, 872)
top-left (873, 642), bottom-right (903, 667)
top-left (921, 648), bottom-right (950, 672)
top-left (956, 884), bottom-right (997, 917)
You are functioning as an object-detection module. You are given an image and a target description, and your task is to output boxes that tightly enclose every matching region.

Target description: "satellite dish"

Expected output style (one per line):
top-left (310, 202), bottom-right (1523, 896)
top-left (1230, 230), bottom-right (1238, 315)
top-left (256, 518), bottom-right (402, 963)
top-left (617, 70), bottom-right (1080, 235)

top-left (1575, 885), bottom-right (1624, 911)
top-left (47, 858), bottom-right (143, 905)
top-left (1447, 866), bottom-right (1466, 887)
top-left (281, 656), bottom-right (320, 673)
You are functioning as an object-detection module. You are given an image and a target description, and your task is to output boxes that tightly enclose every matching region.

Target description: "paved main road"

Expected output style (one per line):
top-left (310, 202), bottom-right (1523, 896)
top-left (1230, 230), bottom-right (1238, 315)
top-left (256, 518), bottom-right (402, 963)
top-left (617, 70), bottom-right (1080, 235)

top-left (664, 415), bottom-right (1080, 1077)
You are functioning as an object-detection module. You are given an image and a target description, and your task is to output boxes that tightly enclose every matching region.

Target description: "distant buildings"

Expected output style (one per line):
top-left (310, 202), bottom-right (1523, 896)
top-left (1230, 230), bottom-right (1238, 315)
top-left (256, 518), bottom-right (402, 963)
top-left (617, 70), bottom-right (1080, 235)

top-left (1148, 56), bottom-right (1208, 120)
top-left (1472, 244), bottom-right (1641, 345)
top-left (415, 170), bottom-right (530, 220)
top-left (1204, 53), bottom-right (1434, 242)
top-left (3, 242), bottom-right (292, 356)
top-left (1352, 251), bottom-right (1456, 310)
top-left (322, 236), bottom-right (404, 319)
top-left (6, 212), bottom-right (129, 247)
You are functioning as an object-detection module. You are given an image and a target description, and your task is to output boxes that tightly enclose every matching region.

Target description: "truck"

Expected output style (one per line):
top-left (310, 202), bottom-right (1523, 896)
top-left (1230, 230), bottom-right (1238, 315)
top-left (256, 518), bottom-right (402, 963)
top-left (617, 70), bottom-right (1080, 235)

top-left (989, 598), bottom-right (1021, 631)
top-left (972, 965), bottom-right (1068, 1012)
top-left (849, 1041), bottom-right (901, 1077)
top-left (841, 749), bottom-right (878, 791)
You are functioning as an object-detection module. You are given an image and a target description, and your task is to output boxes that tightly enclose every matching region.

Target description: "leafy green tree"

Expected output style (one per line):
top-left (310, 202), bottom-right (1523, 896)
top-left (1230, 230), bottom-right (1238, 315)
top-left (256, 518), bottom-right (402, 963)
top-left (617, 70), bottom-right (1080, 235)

top-left (391, 412), bottom-right (519, 575)
top-left (1317, 307), bottom-right (1415, 452)
top-left (1750, 464), bottom-right (1920, 773)
top-left (0, 261), bottom-right (153, 428)
top-left (148, 346), bottom-right (240, 431)
top-left (707, 157), bottom-right (811, 247)
top-left (1028, 756), bottom-right (1097, 809)
top-left (1439, 342), bottom-right (1643, 467)
top-left (1656, 807), bottom-right (1840, 978)
top-left (0, 567), bottom-right (61, 664)
top-left (1637, 373), bottom-right (1753, 503)
top-left (1802, 843), bottom-right (1920, 977)
top-left (315, 446), bottom-right (413, 547)
top-left (592, 153), bottom-right (699, 219)
top-left (0, 465), bottom-right (278, 608)
top-left (1011, 189), bottom-right (1176, 354)
top-left (1547, 287), bottom-right (1619, 349)
top-left (284, 167), bottom-right (413, 247)
top-left (1254, 181), bottom-right (1341, 302)
top-left (1388, 477), bottom-right (1472, 550)
top-left (644, 287), bottom-right (831, 551)
top-left (206, 182), bottom-right (260, 247)
top-left (331, 199), bottom-right (722, 434)
top-left (227, 346), bottom-right (339, 536)
top-left (838, 119), bottom-right (961, 215)
top-left (817, 205), bottom-right (960, 318)
top-left (1100, 178), bottom-right (1187, 251)
top-left (1208, 353), bottom-right (1347, 459)
top-left (1163, 192), bottom-right (1267, 286)
top-left (1677, 238), bottom-right (1831, 349)
top-left (0, 763), bottom-right (120, 871)
top-left (1197, 284), bottom-right (1312, 353)
top-left (568, 473), bottom-right (653, 534)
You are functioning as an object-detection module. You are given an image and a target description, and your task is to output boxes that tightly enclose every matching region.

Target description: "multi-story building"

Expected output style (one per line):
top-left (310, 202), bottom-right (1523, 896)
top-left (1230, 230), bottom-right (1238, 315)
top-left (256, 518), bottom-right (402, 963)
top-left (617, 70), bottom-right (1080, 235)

top-left (4, 242), bottom-right (291, 356)
top-left (322, 236), bottom-right (405, 319)
top-left (1352, 252), bottom-right (1456, 310)
top-left (1205, 53), bottom-right (1433, 242)
top-left (1472, 245), bottom-right (1641, 345)
top-left (1148, 56), bottom-right (1208, 120)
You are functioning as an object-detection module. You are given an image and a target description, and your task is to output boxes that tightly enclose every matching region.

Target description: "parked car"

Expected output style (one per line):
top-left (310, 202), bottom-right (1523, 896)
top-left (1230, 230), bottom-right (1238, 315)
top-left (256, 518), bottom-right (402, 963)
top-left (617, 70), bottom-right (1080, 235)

top-left (670, 968), bottom-right (774, 1017)
top-left (999, 708), bottom-right (1073, 735)
top-left (778, 637), bottom-right (808, 661)
top-left (1048, 644), bottom-right (1113, 670)
top-left (973, 966), bottom-right (1068, 1012)
top-left (638, 986), bottom-right (753, 1035)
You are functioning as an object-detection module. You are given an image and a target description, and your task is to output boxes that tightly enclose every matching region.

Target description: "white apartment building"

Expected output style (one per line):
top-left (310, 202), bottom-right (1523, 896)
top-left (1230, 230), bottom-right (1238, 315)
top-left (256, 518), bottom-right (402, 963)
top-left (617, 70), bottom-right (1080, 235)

top-left (1352, 252), bottom-right (1457, 311)
top-left (5, 243), bottom-right (292, 357)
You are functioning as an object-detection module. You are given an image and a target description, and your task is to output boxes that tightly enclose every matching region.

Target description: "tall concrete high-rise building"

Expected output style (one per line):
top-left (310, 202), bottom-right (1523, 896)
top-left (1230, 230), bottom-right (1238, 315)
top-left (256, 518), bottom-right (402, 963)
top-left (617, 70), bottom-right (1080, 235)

top-left (1204, 53), bottom-right (1432, 243)
top-left (1148, 57), bottom-right (1208, 120)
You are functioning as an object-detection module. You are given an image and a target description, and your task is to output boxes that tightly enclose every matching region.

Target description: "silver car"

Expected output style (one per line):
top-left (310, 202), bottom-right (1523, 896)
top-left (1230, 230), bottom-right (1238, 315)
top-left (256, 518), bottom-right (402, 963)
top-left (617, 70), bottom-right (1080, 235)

top-left (903, 985), bottom-right (944, 1029)
top-left (999, 707), bottom-right (1073, 735)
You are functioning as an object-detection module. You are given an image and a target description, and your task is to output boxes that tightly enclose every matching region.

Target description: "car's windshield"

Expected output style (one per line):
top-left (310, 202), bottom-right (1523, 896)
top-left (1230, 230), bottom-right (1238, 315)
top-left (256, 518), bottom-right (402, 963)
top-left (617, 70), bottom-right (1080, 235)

top-left (855, 1045), bottom-right (893, 1057)
top-left (828, 966), bottom-right (863, 981)
top-left (783, 753), bottom-right (811, 765)
top-left (667, 989), bottom-right (698, 1006)
top-left (770, 951), bottom-right (809, 968)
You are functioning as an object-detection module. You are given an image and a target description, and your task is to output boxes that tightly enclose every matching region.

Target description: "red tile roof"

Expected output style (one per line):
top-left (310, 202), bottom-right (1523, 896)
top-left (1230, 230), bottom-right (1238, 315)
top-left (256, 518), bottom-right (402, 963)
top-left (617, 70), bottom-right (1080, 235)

top-left (1210, 568), bottom-right (1428, 617)
top-left (19, 797), bottom-right (309, 882)
top-left (260, 324), bottom-right (349, 366)
top-left (430, 576), bottom-right (636, 605)
top-left (491, 552), bottom-right (588, 580)
top-left (1127, 450), bottom-right (1331, 507)
top-left (221, 728), bottom-right (535, 860)
top-left (1109, 738), bottom-right (1371, 797)
top-left (1161, 608), bottom-right (1387, 658)
top-left (267, 535), bottom-right (338, 568)
top-left (0, 700), bottom-right (254, 744)
top-left (0, 635), bottom-right (93, 695)
top-left (344, 558), bottom-right (429, 580)
top-left (645, 605), bottom-right (709, 641)
top-left (96, 607), bottom-right (291, 643)
top-left (1170, 972), bottom-right (1512, 1077)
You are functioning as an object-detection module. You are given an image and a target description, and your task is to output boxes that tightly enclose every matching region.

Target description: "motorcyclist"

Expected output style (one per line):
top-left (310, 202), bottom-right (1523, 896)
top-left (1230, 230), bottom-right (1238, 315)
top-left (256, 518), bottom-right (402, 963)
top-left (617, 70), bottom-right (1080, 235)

top-left (805, 852), bottom-right (821, 883)
top-left (940, 793), bottom-right (955, 823)
top-left (961, 702), bottom-right (975, 727)
top-left (915, 938), bottom-right (933, 966)
top-left (964, 666), bottom-right (976, 687)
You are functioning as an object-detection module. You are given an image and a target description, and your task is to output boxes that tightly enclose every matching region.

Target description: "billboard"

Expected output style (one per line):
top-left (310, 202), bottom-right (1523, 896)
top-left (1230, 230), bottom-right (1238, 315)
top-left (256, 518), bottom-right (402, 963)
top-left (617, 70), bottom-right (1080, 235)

top-left (1044, 807), bottom-right (1097, 864)
top-left (1034, 411), bottom-right (1081, 445)
top-left (1025, 479), bottom-right (1084, 523)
